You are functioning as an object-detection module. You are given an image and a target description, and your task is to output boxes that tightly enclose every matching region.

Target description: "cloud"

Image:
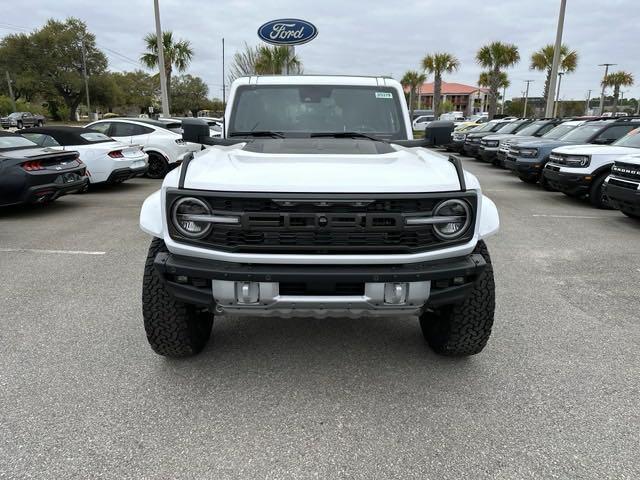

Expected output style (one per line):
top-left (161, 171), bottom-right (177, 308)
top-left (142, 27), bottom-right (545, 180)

top-left (2, 0), bottom-right (639, 101)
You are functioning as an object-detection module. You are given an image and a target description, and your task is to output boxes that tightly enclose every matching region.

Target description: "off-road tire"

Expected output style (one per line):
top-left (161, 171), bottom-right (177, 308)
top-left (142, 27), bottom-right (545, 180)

top-left (589, 173), bottom-right (612, 209)
top-left (16, 121), bottom-right (23, 129)
top-left (37, 120), bottom-right (43, 127)
top-left (142, 237), bottom-right (213, 357)
top-left (146, 152), bottom-right (169, 179)
top-left (621, 210), bottom-right (640, 220)
top-left (419, 240), bottom-right (495, 356)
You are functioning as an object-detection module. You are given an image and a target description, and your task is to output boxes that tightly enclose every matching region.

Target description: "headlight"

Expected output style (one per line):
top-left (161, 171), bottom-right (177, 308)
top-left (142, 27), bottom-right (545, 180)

top-left (519, 148), bottom-right (538, 158)
top-left (171, 197), bottom-right (212, 239)
top-left (432, 199), bottom-right (472, 240)
top-left (565, 155), bottom-right (590, 167)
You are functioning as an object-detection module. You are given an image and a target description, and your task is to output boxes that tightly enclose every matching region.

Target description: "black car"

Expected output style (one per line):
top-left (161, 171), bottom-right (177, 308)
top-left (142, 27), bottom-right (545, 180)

top-left (0, 131), bottom-right (88, 207)
top-left (462, 118), bottom-right (517, 157)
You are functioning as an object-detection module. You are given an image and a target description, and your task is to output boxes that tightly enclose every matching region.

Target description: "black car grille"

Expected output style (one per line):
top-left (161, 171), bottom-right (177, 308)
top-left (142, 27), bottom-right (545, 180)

top-left (611, 162), bottom-right (640, 182)
top-left (167, 192), bottom-right (476, 254)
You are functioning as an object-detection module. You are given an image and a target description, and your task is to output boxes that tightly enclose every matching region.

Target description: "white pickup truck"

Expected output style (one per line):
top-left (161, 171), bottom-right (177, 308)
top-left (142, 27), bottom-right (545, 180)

top-left (139, 75), bottom-right (500, 358)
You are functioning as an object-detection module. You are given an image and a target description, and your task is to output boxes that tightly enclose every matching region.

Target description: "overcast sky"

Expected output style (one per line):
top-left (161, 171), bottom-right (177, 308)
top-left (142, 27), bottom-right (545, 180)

top-left (1, 0), bottom-right (638, 101)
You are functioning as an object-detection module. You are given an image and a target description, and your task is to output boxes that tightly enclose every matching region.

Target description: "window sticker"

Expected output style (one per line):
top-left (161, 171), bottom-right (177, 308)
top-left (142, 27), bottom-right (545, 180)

top-left (375, 92), bottom-right (393, 99)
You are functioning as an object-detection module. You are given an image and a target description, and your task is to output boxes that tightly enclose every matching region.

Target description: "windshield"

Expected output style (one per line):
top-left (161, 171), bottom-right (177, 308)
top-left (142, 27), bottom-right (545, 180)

top-left (9, 112), bottom-right (23, 118)
top-left (476, 121), bottom-right (501, 132)
top-left (542, 123), bottom-right (577, 139)
top-left (0, 135), bottom-right (37, 150)
top-left (613, 128), bottom-right (640, 148)
top-left (516, 121), bottom-right (545, 137)
top-left (229, 85), bottom-right (407, 140)
top-left (496, 121), bottom-right (525, 134)
top-left (559, 123), bottom-right (607, 143)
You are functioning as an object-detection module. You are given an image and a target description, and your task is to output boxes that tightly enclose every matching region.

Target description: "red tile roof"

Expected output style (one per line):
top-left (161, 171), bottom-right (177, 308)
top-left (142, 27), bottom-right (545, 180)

top-left (409, 82), bottom-right (489, 95)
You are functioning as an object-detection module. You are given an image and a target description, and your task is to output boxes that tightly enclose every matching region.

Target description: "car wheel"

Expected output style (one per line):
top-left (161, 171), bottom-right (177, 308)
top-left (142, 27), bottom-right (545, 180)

top-left (518, 175), bottom-right (538, 184)
top-left (146, 152), bottom-right (169, 179)
top-left (539, 173), bottom-right (556, 191)
top-left (621, 210), bottom-right (640, 220)
top-left (37, 120), bottom-right (43, 127)
top-left (589, 173), bottom-right (613, 209)
top-left (419, 240), bottom-right (495, 356)
top-left (16, 121), bottom-right (23, 130)
top-left (142, 237), bottom-right (214, 357)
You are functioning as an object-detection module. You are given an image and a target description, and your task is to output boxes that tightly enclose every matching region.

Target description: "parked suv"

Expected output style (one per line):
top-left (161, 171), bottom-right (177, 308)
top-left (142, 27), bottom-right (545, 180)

top-left (478, 119), bottom-right (536, 163)
top-left (1, 111), bottom-right (45, 129)
top-left (604, 153), bottom-right (640, 219)
top-left (492, 118), bottom-right (566, 167)
top-left (462, 118), bottom-right (516, 157)
top-left (139, 75), bottom-right (500, 358)
top-left (504, 118), bottom-right (640, 187)
top-left (543, 125), bottom-right (640, 208)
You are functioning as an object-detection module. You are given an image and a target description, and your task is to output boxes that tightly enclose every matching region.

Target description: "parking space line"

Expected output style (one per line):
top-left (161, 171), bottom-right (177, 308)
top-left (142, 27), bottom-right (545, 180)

top-left (532, 214), bottom-right (609, 219)
top-left (0, 248), bottom-right (106, 255)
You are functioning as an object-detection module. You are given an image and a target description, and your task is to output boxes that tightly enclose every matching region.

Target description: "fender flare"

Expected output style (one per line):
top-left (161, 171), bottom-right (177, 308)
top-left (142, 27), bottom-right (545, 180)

top-left (478, 194), bottom-right (499, 239)
top-left (591, 163), bottom-right (613, 179)
top-left (144, 147), bottom-right (172, 164)
top-left (140, 189), bottom-right (163, 237)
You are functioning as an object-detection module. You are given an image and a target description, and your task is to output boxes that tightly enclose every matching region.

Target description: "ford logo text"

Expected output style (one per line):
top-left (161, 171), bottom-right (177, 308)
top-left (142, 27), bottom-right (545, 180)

top-left (258, 19), bottom-right (318, 46)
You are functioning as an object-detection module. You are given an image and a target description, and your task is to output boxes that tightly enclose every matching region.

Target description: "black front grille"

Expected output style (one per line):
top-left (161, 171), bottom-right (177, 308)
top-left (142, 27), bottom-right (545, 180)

top-left (167, 191), bottom-right (476, 254)
top-left (611, 162), bottom-right (640, 182)
top-left (608, 178), bottom-right (638, 190)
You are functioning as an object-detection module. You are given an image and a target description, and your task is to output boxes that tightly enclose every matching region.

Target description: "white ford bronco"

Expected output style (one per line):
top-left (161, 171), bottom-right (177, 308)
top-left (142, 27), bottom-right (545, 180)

top-left (139, 75), bottom-right (500, 358)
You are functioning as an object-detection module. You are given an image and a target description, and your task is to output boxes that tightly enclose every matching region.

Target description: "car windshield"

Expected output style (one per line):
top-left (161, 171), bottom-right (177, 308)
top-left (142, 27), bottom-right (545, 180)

top-left (496, 121), bottom-right (524, 134)
top-left (229, 85), bottom-right (407, 140)
top-left (559, 123), bottom-right (606, 142)
top-left (542, 123), bottom-right (577, 139)
top-left (9, 112), bottom-right (23, 118)
top-left (516, 122), bottom-right (546, 137)
top-left (476, 121), bottom-right (501, 132)
top-left (0, 135), bottom-right (37, 150)
top-left (612, 128), bottom-right (640, 148)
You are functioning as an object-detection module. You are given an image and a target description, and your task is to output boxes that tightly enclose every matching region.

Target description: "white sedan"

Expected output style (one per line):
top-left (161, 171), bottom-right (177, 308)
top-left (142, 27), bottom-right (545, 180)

top-left (412, 115), bottom-right (435, 131)
top-left (21, 126), bottom-right (148, 184)
top-left (85, 118), bottom-right (201, 178)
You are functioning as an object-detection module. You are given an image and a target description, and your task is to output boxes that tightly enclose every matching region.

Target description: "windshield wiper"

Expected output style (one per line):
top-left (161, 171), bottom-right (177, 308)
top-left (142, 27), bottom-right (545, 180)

top-left (310, 132), bottom-right (386, 142)
top-left (229, 131), bottom-right (285, 138)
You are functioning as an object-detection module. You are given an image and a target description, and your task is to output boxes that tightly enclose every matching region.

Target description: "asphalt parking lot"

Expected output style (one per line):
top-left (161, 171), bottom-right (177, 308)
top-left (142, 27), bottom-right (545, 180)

top-left (1, 154), bottom-right (639, 479)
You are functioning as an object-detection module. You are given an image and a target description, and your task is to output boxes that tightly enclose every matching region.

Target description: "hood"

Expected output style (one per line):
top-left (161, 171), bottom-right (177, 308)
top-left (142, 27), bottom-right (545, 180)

top-left (615, 152), bottom-right (640, 165)
top-left (484, 133), bottom-right (515, 142)
top-left (175, 140), bottom-right (471, 193)
top-left (552, 144), bottom-right (639, 156)
top-left (514, 138), bottom-right (571, 149)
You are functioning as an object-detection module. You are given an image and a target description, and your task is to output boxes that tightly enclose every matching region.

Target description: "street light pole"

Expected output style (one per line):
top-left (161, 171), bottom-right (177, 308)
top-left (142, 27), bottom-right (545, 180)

top-left (598, 63), bottom-right (615, 116)
top-left (81, 40), bottom-right (91, 119)
top-left (154, 0), bottom-right (170, 117)
top-left (584, 89), bottom-right (592, 115)
top-left (523, 80), bottom-right (533, 118)
top-left (553, 72), bottom-right (564, 117)
top-left (545, 0), bottom-right (567, 118)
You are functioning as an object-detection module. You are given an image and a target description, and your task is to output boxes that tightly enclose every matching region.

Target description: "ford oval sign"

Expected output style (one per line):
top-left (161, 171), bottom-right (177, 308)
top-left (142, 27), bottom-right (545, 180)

top-left (258, 19), bottom-right (318, 46)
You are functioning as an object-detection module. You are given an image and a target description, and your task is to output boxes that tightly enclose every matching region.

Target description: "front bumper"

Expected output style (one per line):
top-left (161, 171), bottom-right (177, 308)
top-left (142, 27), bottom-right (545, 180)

top-left (153, 251), bottom-right (487, 316)
top-left (604, 178), bottom-right (640, 215)
top-left (542, 166), bottom-right (592, 195)
top-left (463, 142), bottom-right (480, 156)
top-left (479, 147), bottom-right (498, 162)
top-left (504, 155), bottom-right (544, 176)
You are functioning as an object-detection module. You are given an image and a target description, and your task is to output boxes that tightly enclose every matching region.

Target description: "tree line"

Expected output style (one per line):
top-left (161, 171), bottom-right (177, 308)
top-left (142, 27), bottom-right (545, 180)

top-left (402, 41), bottom-right (635, 119)
top-left (0, 17), bottom-right (222, 120)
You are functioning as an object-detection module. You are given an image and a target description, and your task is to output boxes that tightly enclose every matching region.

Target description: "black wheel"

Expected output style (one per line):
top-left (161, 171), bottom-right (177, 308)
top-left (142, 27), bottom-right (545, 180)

top-left (37, 120), bottom-right (43, 127)
top-left (589, 173), bottom-right (612, 209)
top-left (146, 152), bottom-right (169, 179)
top-left (621, 210), bottom-right (640, 220)
top-left (518, 175), bottom-right (538, 184)
top-left (16, 121), bottom-right (23, 130)
top-left (142, 238), bottom-right (214, 357)
top-left (419, 241), bottom-right (495, 356)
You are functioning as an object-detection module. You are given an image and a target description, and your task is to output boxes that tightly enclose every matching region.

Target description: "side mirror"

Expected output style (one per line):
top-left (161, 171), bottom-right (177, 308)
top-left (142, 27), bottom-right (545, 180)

top-left (182, 118), bottom-right (210, 143)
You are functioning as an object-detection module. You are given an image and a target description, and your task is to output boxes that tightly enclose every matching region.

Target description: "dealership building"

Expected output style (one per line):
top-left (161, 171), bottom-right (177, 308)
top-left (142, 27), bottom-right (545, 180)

top-left (414, 82), bottom-right (490, 116)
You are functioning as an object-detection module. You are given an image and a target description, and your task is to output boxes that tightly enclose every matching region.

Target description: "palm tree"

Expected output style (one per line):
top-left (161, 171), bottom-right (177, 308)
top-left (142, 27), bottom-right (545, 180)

top-left (422, 53), bottom-right (460, 117)
top-left (602, 71), bottom-right (634, 113)
top-left (401, 70), bottom-right (426, 119)
top-left (254, 45), bottom-right (302, 75)
top-left (141, 31), bottom-right (193, 103)
top-left (476, 42), bottom-right (520, 119)
top-left (479, 71), bottom-right (510, 114)
top-left (530, 44), bottom-right (578, 106)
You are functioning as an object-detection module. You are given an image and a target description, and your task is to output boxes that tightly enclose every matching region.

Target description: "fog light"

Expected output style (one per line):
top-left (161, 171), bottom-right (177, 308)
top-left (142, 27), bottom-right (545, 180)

top-left (236, 282), bottom-right (259, 304)
top-left (176, 275), bottom-right (189, 284)
top-left (453, 276), bottom-right (465, 286)
top-left (384, 283), bottom-right (408, 304)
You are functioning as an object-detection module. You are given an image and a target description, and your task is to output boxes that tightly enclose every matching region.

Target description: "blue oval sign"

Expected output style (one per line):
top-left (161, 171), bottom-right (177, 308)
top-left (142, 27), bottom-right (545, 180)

top-left (258, 19), bottom-right (318, 46)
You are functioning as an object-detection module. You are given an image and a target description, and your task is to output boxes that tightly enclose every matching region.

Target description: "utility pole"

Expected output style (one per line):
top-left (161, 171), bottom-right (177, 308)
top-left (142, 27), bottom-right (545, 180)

top-left (222, 38), bottom-right (226, 110)
top-left (553, 72), bottom-right (564, 117)
top-left (154, 0), bottom-right (170, 117)
top-left (585, 89), bottom-right (592, 115)
top-left (545, 0), bottom-right (567, 118)
top-left (598, 63), bottom-right (615, 116)
top-left (5, 71), bottom-right (16, 112)
top-left (523, 80), bottom-right (534, 118)
top-left (81, 40), bottom-right (91, 119)
top-left (501, 85), bottom-right (506, 114)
